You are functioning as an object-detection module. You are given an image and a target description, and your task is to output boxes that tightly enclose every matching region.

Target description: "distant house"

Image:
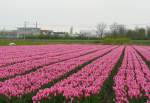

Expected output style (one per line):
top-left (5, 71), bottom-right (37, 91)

top-left (53, 32), bottom-right (67, 37)
top-left (70, 33), bottom-right (79, 37)
top-left (40, 30), bottom-right (53, 35)
top-left (0, 30), bottom-right (18, 39)
top-left (17, 27), bottom-right (41, 36)
top-left (80, 30), bottom-right (98, 37)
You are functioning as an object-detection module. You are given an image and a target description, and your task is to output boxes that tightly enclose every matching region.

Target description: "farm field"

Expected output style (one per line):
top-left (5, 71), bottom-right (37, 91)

top-left (0, 44), bottom-right (149, 103)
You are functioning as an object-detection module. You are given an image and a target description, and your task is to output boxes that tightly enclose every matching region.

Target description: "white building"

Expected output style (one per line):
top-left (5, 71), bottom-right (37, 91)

top-left (80, 30), bottom-right (98, 37)
top-left (17, 27), bottom-right (41, 36)
top-left (0, 30), bottom-right (18, 39)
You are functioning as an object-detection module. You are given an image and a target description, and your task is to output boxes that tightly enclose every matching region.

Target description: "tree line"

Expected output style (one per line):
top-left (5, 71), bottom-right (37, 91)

top-left (96, 22), bottom-right (150, 40)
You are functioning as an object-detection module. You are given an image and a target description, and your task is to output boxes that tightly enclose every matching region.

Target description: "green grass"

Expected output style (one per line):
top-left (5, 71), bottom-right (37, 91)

top-left (102, 37), bottom-right (132, 45)
top-left (132, 40), bottom-right (150, 45)
top-left (0, 39), bottom-right (150, 46)
top-left (0, 39), bottom-right (101, 46)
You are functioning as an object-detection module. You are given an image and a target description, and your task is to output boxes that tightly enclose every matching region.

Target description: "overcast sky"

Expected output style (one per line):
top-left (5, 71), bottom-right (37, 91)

top-left (0, 0), bottom-right (150, 30)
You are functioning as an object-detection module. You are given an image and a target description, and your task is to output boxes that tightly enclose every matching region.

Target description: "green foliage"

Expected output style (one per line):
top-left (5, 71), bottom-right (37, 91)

top-left (132, 40), bottom-right (150, 45)
top-left (126, 28), bottom-right (146, 40)
top-left (102, 36), bottom-right (131, 44)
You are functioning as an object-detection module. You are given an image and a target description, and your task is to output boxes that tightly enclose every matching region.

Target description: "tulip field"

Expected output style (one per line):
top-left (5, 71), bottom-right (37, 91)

top-left (0, 45), bottom-right (149, 103)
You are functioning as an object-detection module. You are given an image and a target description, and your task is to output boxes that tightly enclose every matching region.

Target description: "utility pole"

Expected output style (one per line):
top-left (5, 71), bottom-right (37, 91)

top-left (24, 21), bottom-right (27, 40)
top-left (70, 26), bottom-right (73, 35)
top-left (35, 21), bottom-right (38, 28)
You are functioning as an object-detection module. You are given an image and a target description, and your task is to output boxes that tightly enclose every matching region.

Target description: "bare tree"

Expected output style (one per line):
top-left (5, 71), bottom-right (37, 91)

top-left (146, 26), bottom-right (150, 38)
top-left (110, 22), bottom-right (119, 35)
top-left (118, 24), bottom-right (126, 35)
top-left (110, 23), bottom-right (126, 36)
top-left (96, 22), bottom-right (107, 39)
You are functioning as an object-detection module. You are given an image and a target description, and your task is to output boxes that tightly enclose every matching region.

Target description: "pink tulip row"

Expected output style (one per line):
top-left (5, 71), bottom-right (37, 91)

top-left (0, 46), bottom-right (117, 99)
top-left (0, 45), bottom-right (68, 66)
top-left (32, 46), bottom-right (124, 103)
top-left (0, 45), bottom-right (107, 79)
top-left (0, 45), bottom-right (82, 57)
top-left (0, 45), bottom-right (91, 66)
top-left (0, 45), bottom-right (59, 59)
top-left (134, 45), bottom-right (150, 62)
top-left (113, 46), bottom-right (150, 103)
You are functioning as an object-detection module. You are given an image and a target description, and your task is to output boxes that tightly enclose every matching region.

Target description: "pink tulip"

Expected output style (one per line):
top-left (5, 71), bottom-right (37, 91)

top-left (0, 45), bottom-right (117, 100)
top-left (113, 46), bottom-right (150, 103)
top-left (32, 46), bottom-right (124, 102)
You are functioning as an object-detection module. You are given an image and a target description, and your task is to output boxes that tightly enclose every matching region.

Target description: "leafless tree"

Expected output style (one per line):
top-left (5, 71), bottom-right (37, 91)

top-left (96, 23), bottom-right (107, 39)
top-left (110, 22), bottom-right (119, 35)
top-left (110, 22), bottom-right (126, 36)
top-left (118, 24), bottom-right (126, 35)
